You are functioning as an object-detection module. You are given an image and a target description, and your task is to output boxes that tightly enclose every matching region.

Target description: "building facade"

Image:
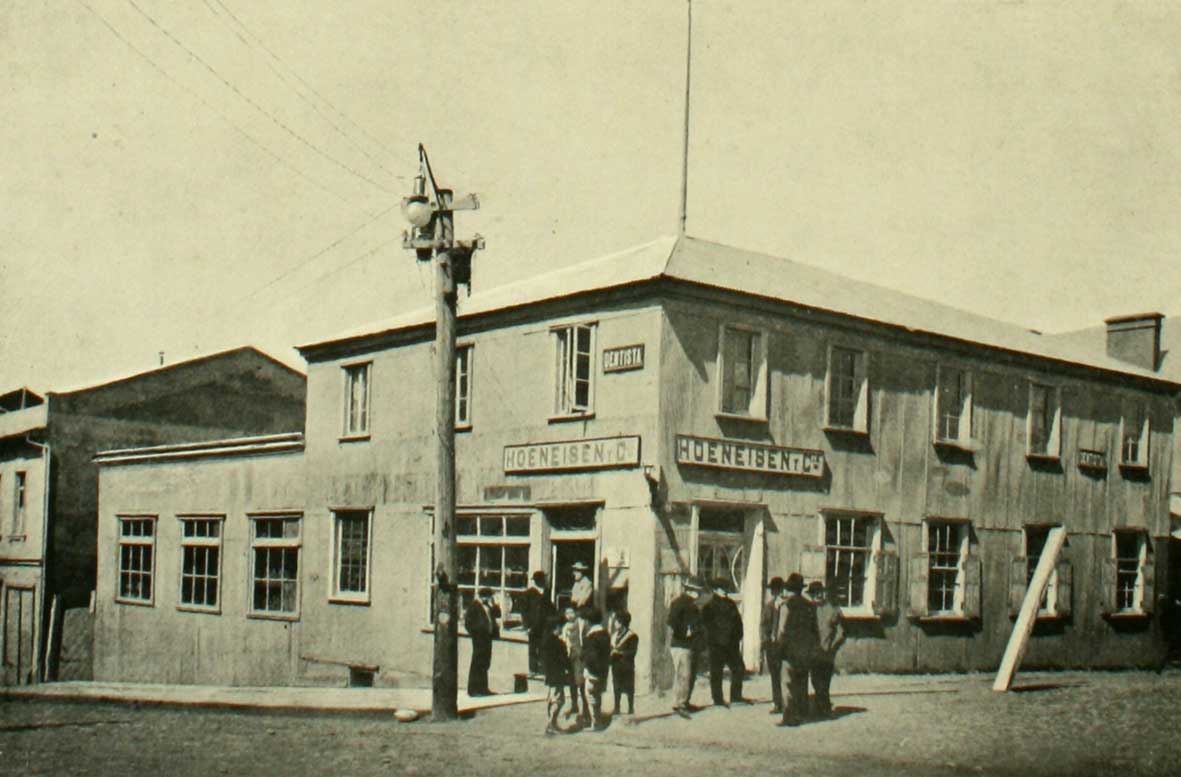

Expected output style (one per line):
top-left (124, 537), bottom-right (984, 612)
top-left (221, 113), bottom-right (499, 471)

top-left (93, 237), bottom-right (1181, 691)
top-left (0, 347), bottom-right (305, 685)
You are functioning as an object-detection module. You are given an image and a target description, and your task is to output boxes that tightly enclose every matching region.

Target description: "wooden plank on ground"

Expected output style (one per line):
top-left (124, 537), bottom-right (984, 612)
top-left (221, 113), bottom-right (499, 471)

top-left (993, 526), bottom-right (1066, 692)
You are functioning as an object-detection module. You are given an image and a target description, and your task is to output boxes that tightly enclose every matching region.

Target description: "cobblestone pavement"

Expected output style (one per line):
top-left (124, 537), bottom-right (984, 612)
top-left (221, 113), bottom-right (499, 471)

top-left (2, 670), bottom-right (1179, 777)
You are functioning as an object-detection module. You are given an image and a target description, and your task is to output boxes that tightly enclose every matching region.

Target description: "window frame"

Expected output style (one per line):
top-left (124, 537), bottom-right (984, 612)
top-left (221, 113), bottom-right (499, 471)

top-left (715, 323), bottom-right (769, 421)
top-left (818, 510), bottom-right (882, 618)
top-left (341, 361), bottom-right (372, 441)
top-left (247, 513), bottom-right (303, 621)
top-left (824, 344), bottom-right (870, 434)
top-left (932, 364), bottom-right (974, 449)
top-left (551, 322), bottom-right (597, 420)
top-left (176, 515), bottom-right (224, 615)
top-left (329, 508), bottom-right (374, 605)
top-left (1110, 529), bottom-right (1151, 616)
top-left (13, 471), bottom-right (27, 534)
top-left (1026, 381), bottom-right (1062, 460)
top-left (115, 515), bottom-right (157, 607)
top-left (455, 512), bottom-right (533, 629)
top-left (923, 518), bottom-right (970, 616)
top-left (1118, 400), bottom-right (1150, 471)
top-left (455, 343), bottom-right (474, 430)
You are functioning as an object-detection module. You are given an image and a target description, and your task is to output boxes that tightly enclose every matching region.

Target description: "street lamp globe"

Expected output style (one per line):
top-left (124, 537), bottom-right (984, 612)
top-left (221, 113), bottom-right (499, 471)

top-left (402, 195), bottom-right (433, 229)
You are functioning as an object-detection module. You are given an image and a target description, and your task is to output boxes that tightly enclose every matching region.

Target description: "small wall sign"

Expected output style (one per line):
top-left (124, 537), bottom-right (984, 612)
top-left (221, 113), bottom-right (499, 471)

top-left (675, 434), bottom-right (825, 478)
top-left (602, 344), bottom-right (645, 373)
top-left (504, 435), bottom-right (641, 473)
top-left (1078, 449), bottom-right (1107, 471)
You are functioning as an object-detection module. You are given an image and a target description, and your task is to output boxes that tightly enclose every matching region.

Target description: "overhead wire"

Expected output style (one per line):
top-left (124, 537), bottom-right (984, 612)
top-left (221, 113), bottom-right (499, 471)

top-left (124, 0), bottom-right (398, 198)
top-left (208, 0), bottom-right (406, 184)
top-left (75, 0), bottom-right (373, 214)
top-left (199, 0), bottom-right (405, 186)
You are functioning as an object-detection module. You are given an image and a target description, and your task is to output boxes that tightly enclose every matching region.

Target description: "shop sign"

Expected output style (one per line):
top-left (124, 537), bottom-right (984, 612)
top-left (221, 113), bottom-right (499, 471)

top-left (504, 435), bottom-right (641, 473)
top-left (675, 434), bottom-right (825, 478)
top-left (602, 344), bottom-right (645, 373)
top-left (1078, 449), bottom-right (1107, 471)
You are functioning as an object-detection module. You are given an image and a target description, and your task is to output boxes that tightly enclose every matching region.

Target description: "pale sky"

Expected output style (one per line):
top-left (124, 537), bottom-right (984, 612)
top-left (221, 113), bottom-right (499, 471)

top-left (3, 0), bottom-right (1180, 392)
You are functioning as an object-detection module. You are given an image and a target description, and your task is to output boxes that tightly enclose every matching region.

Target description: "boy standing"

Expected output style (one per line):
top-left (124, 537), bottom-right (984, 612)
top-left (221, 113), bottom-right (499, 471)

top-left (610, 610), bottom-right (639, 716)
top-left (581, 608), bottom-right (611, 731)
top-left (542, 614), bottom-right (572, 735)
top-left (560, 604), bottom-right (587, 722)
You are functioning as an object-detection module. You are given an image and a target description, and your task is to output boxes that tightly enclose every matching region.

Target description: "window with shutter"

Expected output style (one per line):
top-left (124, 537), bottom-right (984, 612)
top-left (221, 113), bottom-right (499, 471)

top-left (825, 345), bottom-right (870, 433)
top-left (1108, 530), bottom-right (1152, 617)
top-left (1099, 556), bottom-right (1118, 616)
top-left (872, 550), bottom-right (899, 617)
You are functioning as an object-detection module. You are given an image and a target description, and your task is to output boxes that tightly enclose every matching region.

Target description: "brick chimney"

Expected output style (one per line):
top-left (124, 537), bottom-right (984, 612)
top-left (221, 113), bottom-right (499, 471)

top-left (1104, 313), bottom-right (1164, 371)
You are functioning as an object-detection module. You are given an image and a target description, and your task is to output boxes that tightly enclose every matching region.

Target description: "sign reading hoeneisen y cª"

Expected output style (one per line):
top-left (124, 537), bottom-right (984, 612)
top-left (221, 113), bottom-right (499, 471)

top-left (504, 435), bottom-right (641, 473)
top-left (675, 434), bottom-right (824, 478)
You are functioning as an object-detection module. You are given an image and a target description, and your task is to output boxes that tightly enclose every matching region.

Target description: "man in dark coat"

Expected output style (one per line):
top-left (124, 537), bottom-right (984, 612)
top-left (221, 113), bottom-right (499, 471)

top-left (807, 580), bottom-right (846, 718)
top-left (522, 571), bottom-right (553, 675)
top-left (701, 577), bottom-right (746, 706)
top-left (465, 587), bottom-right (499, 696)
top-left (666, 575), bottom-right (704, 718)
top-left (761, 577), bottom-right (786, 714)
top-left (775, 573), bottom-right (819, 726)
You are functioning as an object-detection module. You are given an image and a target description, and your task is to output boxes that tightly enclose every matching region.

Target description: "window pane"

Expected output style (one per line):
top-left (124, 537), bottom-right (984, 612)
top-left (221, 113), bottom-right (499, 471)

top-left (457, 516), bottom-right (478, 537)
top-left (504, 516), bottom-right (530, 537)
top-left (479, 516), bottom-right (504, 536)
top-left (457, 546), bottom-right (478, 587)
top-left (478, 546), bottom-right (503, 588)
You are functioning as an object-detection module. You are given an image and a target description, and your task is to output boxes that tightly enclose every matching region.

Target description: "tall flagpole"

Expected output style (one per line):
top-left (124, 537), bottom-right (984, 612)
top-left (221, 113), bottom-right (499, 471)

top-left (678, 0), bottom-right (693, 235)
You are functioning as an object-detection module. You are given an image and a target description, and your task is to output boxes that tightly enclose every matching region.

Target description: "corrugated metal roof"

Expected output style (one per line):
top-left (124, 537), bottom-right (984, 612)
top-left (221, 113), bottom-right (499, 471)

top-left (299, 235), bottom-right (1177, 385)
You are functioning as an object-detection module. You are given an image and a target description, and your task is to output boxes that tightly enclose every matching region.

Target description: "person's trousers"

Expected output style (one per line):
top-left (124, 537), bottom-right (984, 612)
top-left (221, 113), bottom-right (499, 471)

top-left (611, 661), bottom-right (635, 713)
top-left (811, 657), bottom-right (834, 715)
top-left (708, 643), bottom-right (744, 704)
top-left (527, 629), bottom-right (544, 674)
top-left (546, 685), bottom-right (566, 730)
top-left (670, 645), bottom-right (696, 709)
top-left (780, 656), bottom-right (810, 724)
top-left (764, 643), bottom-right (783, 710)
top-left (467, 636), bottom-right (492, 695)
top-left (585, 672), bottom-right (607, 727)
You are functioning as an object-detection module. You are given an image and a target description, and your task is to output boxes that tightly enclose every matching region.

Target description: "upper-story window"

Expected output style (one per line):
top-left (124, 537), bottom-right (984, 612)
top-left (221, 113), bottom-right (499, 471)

top-left (1119, 401), bottom-right (1149, 469)
top-left (342, 362), bottom-right (371, 438)
top-left (717, 324), bottom-right (767, 419)
top-left (456, 345), bottom-right (473, 429)
top-left (553, 323), bottom-right (595, 417)
top-left (826, 345), bottom-right (869, 432)
top-left (1026, 382), bottom-right (1061, 459)
top-left (13, 471), bottom-right (26, 534)
top-left (934, 365), bottom-right (973, 447)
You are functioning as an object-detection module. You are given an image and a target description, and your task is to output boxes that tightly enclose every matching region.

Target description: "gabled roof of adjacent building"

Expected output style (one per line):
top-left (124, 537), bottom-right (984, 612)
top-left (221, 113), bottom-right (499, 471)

top-left (299, 235), bottom-right (1178, 386)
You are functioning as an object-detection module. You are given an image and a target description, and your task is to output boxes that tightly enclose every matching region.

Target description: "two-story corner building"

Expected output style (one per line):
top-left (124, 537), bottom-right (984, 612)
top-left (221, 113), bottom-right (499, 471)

top-left (92, 236), bottom-right (1181, 693)
top-left (0, 346), bottom-right (306, 685)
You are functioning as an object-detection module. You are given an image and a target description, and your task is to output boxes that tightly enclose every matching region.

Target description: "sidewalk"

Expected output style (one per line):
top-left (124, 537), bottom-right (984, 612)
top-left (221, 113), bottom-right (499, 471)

top-left (0, 680), bottom-right (546, 716)
top-left (0, 669), bottom-right (1089, 718)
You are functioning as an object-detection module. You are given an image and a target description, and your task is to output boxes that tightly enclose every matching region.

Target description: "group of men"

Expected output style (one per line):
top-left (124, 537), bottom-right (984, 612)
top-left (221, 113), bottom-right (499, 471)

top-left (667, 571), bottom-right (845, 726)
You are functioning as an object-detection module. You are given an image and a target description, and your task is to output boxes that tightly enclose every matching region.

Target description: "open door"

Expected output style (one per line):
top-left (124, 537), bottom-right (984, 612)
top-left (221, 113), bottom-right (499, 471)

top-left (741, 516), bottom-right (765, 671)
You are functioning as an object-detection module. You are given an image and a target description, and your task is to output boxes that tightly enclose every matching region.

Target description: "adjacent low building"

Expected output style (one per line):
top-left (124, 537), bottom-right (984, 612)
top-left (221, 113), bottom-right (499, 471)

top-left (0, 347), bottom-right (305, 685)
top-left (93, 237), bottom-right (1181, 691)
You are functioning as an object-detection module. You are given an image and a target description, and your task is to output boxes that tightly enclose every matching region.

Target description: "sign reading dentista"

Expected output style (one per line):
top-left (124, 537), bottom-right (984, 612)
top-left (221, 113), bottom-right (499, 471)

top-left (675, 434), bottom-right (825, 478)
top-left (504, 435), bottom-right (641, 473)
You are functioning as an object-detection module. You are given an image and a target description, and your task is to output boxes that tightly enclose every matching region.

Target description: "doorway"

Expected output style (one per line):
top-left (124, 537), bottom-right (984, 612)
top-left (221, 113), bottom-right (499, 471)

top-left (2, 585), bottom-right (36, 685)
top-left (551, 541), bottom-right (597, 613)
top-left (544, 504), bottom-right (600, 612)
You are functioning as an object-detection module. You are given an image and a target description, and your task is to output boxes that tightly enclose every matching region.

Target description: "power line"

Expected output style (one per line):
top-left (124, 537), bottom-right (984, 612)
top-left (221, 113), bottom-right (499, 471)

top-left (209, 0), bottom-right (405, 183)
top-left (199, 0), bottom-right (404, 186)
top-left (75, 0), bottom-right (372, 214)
top-left (124, 0), bottom-right (398, 197)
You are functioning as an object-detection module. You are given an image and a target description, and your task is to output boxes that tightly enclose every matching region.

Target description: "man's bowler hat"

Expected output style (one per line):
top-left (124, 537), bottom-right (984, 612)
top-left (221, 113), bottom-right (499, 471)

top-left (785, 573), bottom-right (805, 593)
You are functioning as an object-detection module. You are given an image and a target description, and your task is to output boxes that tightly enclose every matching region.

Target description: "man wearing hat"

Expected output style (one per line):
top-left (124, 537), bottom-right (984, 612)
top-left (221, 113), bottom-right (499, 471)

top-left (465, 587), bottom-right (500, 696)
top-left (701, 576), bottom-right (746, 707)
top-left (761, 577), bottom-right (786, 714)
top-left (523, 571), bottom-right (554, 676)
top-left (666, 575), bottom-right (705, 718)
top-left (570, 561), bottom-right (594, 611)
top-left (807, 580), bottom-right (845, 718)
top-left (775, 573), bottom-right (819, 726)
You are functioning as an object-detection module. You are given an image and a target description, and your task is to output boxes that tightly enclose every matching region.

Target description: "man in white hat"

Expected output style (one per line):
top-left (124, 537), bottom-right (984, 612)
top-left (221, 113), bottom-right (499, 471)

top-left (570, 561), bottom-right (594, 611)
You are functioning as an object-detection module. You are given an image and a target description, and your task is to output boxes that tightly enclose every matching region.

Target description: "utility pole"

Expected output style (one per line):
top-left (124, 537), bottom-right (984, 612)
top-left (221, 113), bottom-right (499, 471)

top-left (402, 145), bottom-right (483, 721)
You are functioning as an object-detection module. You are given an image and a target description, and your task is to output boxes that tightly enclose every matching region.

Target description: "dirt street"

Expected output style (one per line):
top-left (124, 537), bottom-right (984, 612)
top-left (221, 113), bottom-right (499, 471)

top-left (2, 670), bottom-right (1179, 777)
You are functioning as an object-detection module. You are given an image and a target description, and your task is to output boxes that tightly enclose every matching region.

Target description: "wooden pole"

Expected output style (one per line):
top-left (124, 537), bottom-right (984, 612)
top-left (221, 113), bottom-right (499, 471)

top-left (993, 526), bottom-right (1066, 692)
top-left (431, 186), bottom-right (459, 722)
